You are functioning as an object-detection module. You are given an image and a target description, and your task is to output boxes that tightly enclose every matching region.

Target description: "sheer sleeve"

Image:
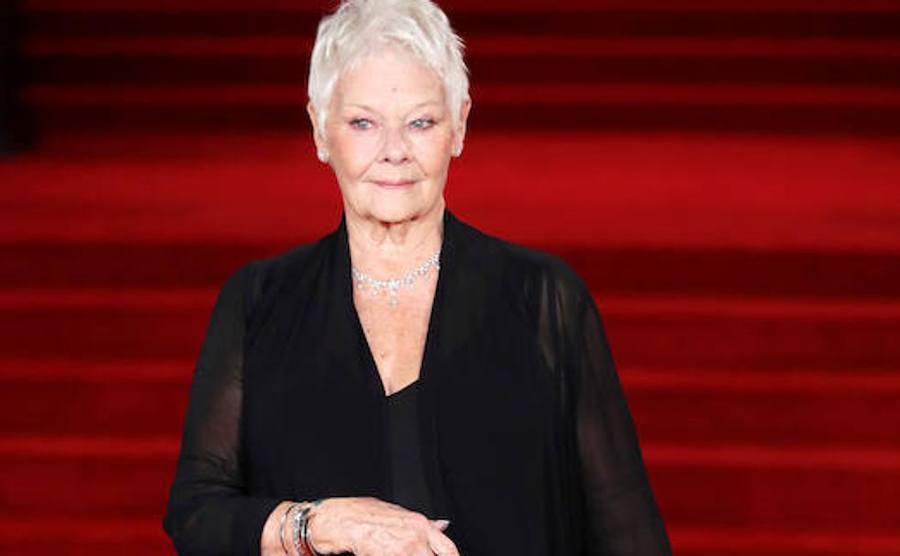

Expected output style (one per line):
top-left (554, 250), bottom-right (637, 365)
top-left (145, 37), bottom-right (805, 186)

top-left (549, 269), bottom-right (672, 555)
top-left (162, 263), bottom-right (282, 555)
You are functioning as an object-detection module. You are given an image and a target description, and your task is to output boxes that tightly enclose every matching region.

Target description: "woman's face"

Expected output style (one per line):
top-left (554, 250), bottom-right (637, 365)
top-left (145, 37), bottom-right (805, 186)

top-left (310, 47), bottom-right (469, 225)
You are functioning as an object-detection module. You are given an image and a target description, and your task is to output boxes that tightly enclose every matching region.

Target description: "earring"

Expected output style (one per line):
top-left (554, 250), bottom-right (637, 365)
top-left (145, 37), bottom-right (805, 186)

top-left (317, 149), bottom-right (329, 163)
top-left (452, 144), bottom-right (463, 157)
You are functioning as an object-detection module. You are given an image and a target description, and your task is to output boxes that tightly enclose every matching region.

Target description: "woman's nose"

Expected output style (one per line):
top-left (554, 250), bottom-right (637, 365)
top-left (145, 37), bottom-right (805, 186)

top-left (379, 126), bottom-right (410, 163)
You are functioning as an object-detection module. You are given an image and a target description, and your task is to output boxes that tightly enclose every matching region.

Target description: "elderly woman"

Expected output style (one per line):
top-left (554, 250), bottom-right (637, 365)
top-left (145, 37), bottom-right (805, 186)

top-left (163, 0), bottom-right (671, 554)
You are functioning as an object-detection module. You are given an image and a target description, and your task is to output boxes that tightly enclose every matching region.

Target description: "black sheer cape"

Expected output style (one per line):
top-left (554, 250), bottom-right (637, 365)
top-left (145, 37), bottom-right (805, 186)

top-left (163, 209), bottom-right (671, 555)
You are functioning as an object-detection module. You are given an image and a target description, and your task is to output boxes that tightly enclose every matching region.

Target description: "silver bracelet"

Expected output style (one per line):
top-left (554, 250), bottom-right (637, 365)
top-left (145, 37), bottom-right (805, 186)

top-left (291, 500), bottom-right (323, 556)
top-left (301, 501), bottom-right (321, 556)
top-left (279, 503), bottom-right (299, 555)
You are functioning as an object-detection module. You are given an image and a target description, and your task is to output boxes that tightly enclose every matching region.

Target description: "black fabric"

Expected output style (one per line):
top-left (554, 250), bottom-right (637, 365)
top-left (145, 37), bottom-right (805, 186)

top-left (387, 380), bottom-right (433, 516)
top-left (163, 209), bottom-right (672, 555)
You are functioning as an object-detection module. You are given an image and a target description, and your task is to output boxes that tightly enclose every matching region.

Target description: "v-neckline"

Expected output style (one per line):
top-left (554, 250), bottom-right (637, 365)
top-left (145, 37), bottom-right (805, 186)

top-left (340, 211), bottom-right (450, 399)
top-left (386, 378), bottom-right (420, 400)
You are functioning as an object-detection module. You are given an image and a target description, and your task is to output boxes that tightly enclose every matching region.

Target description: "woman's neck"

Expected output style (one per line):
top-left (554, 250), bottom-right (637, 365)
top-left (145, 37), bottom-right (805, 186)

top-left (345, 204), bottom-right (444, 278)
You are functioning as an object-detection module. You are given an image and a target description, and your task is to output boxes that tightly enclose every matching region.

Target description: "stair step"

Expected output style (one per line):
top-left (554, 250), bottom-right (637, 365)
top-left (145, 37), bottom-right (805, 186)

top-left (18, 2), bottom-right (900, 137)
top-left (0, 360), bottom-right (191, 436)
top-left (24, 82), bottom-right (900, 109)
top-left (20, 4), bottom-right (900, 40)
top-left (4, 132), bottom-right (899, 251)
top-left (0, 516), bottom-right (897, 556)
top-left (3, 435), bottom-right (898, 530)
top-left (20, 80), bottom-right (900, 139)
top-left (0, 518), bottom-right (169, 556)
top-left (22, 36), bottom-right (900, 58)
top-left (0, 436), bottom-right (175, 517)
top-left (649, 445), bottom-right (900, 531)
top-left (3, 359), bottom-right (898, 445)
top-left (26, 101), bottom-right (900, 135)
top-left (2, 289), bottom-right (897, 367)
top-left (626, 368), bottom-right (900, 445)
top-left (18, 0), bottom-right (900, 13)
top-left (21, 81), bottom-right (900, 135)
top-left (647, 443), bottom-right (900, 470)
top-left (599, 295), bottom-right (900, 369)
top-left (670, 524), bottom-right (900, 556)
top-left (2, 243), bottom-right (899, 297)
top-left (0, 289), bottom-right (212, 359)
top-left (22, 54), bottom-right (900, 90)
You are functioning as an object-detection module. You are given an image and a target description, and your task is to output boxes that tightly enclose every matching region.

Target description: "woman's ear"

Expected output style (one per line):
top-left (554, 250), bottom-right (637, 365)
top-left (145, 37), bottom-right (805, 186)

top-left (453, 99), bottom-right (472, 157)
top-left (306, 101), bottom-right (329, 163)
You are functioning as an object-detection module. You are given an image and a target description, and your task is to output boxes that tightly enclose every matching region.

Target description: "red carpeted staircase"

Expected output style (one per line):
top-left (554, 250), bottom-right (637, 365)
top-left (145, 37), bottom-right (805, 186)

top-left (2, 0), bottom-right (899, 554)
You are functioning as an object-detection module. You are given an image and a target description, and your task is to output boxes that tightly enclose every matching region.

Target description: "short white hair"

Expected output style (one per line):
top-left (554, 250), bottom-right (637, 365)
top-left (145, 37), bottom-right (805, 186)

top-left (307, 0), bottom-right (470, 134)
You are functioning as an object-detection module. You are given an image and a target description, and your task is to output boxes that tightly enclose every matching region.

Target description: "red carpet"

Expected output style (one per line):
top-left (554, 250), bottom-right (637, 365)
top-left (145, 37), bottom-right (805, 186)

top-left (2, 0), bottom-right (899, 554)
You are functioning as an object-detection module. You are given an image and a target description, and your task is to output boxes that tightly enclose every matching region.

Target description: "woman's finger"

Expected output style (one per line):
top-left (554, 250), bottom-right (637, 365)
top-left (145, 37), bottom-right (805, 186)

top-left (426, 526), bottom-right (460, 556)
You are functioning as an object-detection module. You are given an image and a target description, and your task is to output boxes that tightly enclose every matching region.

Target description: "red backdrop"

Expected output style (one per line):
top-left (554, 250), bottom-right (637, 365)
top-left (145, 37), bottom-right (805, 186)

top-left (2, 0), bottom-right (899, 554)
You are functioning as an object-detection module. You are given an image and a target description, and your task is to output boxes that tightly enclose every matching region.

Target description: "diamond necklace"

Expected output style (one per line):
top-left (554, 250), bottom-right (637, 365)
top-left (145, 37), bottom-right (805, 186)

top-left (351, 248), bottom-right (441, 307)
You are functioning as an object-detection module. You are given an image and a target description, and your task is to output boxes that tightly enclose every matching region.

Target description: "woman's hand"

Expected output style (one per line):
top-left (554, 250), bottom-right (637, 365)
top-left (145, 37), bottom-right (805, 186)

top-left (308, 497), bottom-right (459, 556)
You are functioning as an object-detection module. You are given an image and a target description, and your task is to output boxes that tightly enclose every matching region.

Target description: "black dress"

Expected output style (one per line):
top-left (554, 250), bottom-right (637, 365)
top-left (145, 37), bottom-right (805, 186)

top-left (163, 209), bottom-right (671, 555)
top-left (386, 380), bottom-right (433, 516)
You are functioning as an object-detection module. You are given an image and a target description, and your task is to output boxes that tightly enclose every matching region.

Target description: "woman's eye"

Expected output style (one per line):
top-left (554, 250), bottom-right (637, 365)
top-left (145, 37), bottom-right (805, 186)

top-left (410, 118), bottom-right (435, 130)
top-left (350, 118), bottom-right (373, 130)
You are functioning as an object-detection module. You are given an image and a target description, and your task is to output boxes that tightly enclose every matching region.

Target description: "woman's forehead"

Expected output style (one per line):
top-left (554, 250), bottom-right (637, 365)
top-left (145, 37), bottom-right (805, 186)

top-left (332, 48), bottom-right (446, 110)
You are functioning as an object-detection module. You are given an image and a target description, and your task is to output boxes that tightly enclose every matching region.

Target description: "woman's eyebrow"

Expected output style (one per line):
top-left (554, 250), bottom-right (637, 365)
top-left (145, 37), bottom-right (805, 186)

top-left (343, 100), bottom-right (443, 112)
top-left (410, 100), bottom-right (442, 109)
top-left (343, 103), bottom-right (378, 113)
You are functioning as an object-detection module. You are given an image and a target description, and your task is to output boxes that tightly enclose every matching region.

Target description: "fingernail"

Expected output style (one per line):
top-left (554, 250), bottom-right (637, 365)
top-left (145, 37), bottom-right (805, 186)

top-left (433, 519), bottom-right (450, 530)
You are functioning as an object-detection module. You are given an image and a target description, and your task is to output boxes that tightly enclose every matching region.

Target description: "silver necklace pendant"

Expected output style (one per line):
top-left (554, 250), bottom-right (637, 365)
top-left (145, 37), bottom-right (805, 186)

top-left (352, 249), bottom-right (440, 308)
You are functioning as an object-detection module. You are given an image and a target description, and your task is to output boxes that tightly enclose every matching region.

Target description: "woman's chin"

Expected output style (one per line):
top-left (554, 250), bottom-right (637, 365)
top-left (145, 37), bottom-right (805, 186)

top-left (368, 207), bottom-right (417, 224)
top-left (361, 200), bottom-right (440, 225)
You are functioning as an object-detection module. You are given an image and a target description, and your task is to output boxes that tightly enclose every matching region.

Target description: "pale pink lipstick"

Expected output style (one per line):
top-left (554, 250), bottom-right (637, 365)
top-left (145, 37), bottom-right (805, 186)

top-left (372, 179), bottom-right (416, 188)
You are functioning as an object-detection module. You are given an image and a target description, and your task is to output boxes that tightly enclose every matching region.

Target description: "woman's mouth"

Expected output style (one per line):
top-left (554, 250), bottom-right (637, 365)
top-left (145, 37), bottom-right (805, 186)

top-left (373, 179), bottom-right (416, 188)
